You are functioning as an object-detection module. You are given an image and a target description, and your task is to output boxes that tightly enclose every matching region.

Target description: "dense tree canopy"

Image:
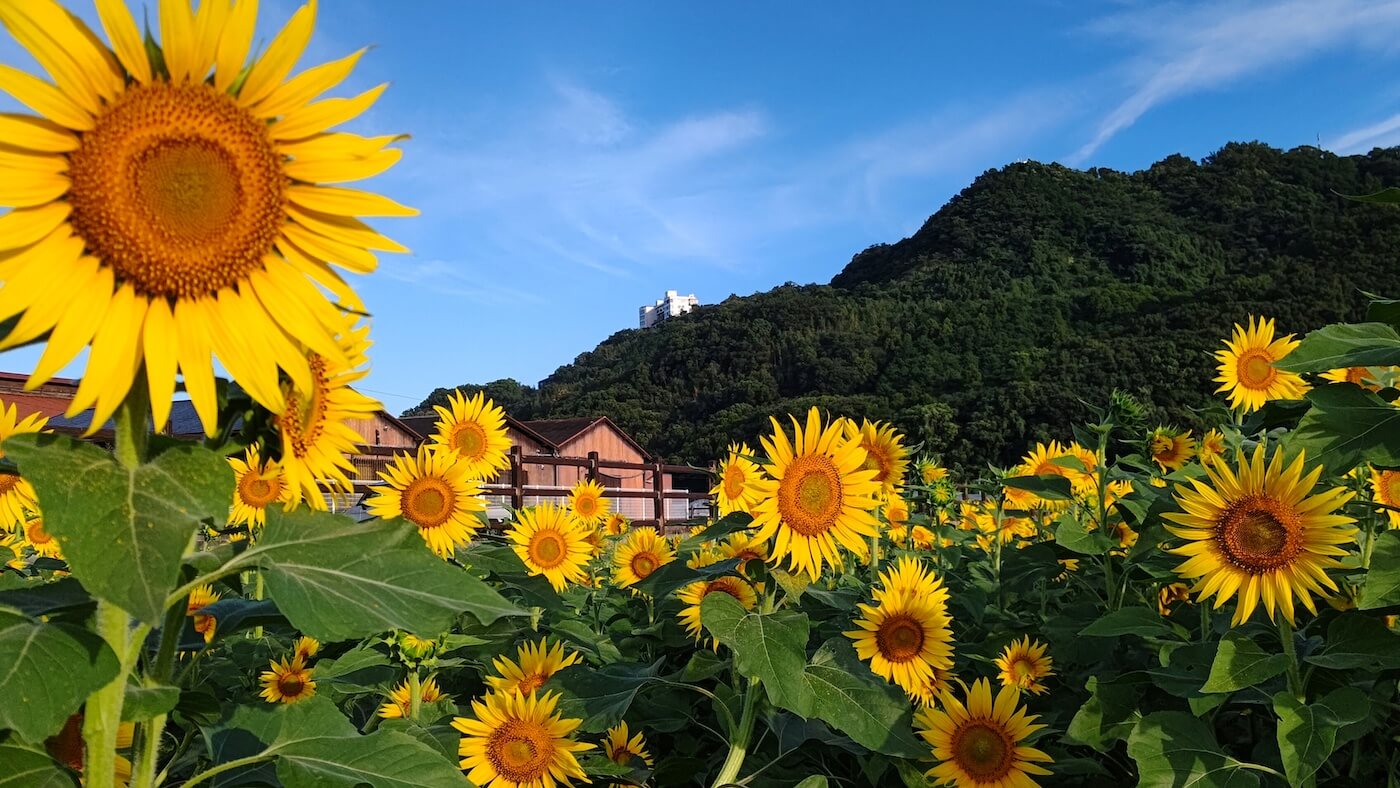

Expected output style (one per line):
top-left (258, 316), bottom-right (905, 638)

top-left (408, 142), bottom-right (1400, 469)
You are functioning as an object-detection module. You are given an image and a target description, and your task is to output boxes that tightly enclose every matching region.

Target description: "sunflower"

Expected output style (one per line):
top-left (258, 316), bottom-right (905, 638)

top-left (260, 656), bottom-right (316, 704)
top-left (748, 408), bottom-right (881, 579)
top-left (274, 318), bottom-right (380, 507)
top-left (715, 531), bottom-right (769, 571)
top-left (486, 639), bottom-right (582, 697)
top-left (508, 503), bottom-right (593, 591)
top-left (884, 495), bottom-right (911, 530)
top-left (908, 665), bottom-right (956, 707)
top-left (1019, 441), bottom-right (1069, 480)
top-left (0, 402), bottom-right (47, 530)
top-left (397, 632), bottom-right (437, 661)
top-left (911, 524), bottom-right (936, 550)
top-left (293, 636), bottom-right (320, 663)
top-left (1157, 582), bottom-right (1191, 616)
top-left (1198, 428), bottom-right (1227, 464)
top-left (916, 678), bottom-right (1053, 787)
top-left (1321, 366), bottom-right (1384, 390)
top-left (613, 527), bottom-right (676, 588)
top-left (378, 674), bottom-right (448, 719)
top-left (712, 442), bottom-right (763, 517)
top-left (874, 556), bottom-right (948, 606)
top-left (918, 460), bottom-right (949, 485)
top-left (1370, 467), bottom-right (1400, 528)
top-left (677, 575), bottom-right (758, 644)
top-left (1148, 427), bottom-right (1194, 473)
top-left (995, 637), bottom-right (1054, 695)
top-left (453, 691), bottom-right (593, 788)
top-left (21, 516), bottom-right (62, 559)
top-left (185, 583), bottom-right (220, 643)
top-left (846, 594), bottom-right (954, 698)
top-left (429, 390), bottom-right (511, 481)
top-left (1164, 444), bottom-right (1356, 625)
top-left (1064, 442), bottom-right (1098, 497)
top-left (603, 721), bottom-right (653, 768)
top-left (0, 0), bottom-right (413, 434)
top-left (49, 716), bottom-right (137, 787)
top-left (846, 418), bottom-right (910, 495)
top-left (604, 511), bottom-right (630, 536)
top-left (228, 445), bottom-right (294, 528)
top-left (567, 478), bottom-right (610, 526)
top-left (1213, 316), bottom-right (1309, 413)
top-left (366, 443), bottom-right (485, 558)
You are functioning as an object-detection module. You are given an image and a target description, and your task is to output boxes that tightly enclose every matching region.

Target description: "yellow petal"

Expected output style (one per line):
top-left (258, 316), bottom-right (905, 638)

top-left (0, 64), bottom-right (93, 131)
top-left (286, 205), bottom-right (407, 253)
top-left (173, 297), bottom-right (218, 435)
top-left (142, 298), bottom-right (178, 432)
top-left (214, 0), bottom-right (257, 94)
top-left (0, 149), bottom-right (67, 174)
top-left (0, 202), bottom-right (70, 251)
top-left (285, 184), bottom-right (417, 217)
top-left (252, 47), bottom-right (365, 120)
top-left (190, 0), bottom-right (231, 82)
top-left (69, 283), bottom-right (144, 431)
top-left (283, 146), bottom-right (402, 184)
top-left (0, 113), bottom-right (78, 152)
top-left (237, 0), bottom-right (316, 107)
top-left (0, 0), bottom-right (111, 112)
top-left (159, 0), bottom-right (197, 83)
top-left (270, 83), bottom-right (387, 142)
top-left (0, 169), bottom-right (69, 208)
top-left (95, 0), bottom-right (152, 83)
top-left (281, 223), bottom-right (378, 273)
top-left (247, 260), bottom-right (348, 360)
top-left (1, 240), bottom-right (90, 346)
top-left (30, 262), bottom-right (111, 384)
top-left (202, 290), bottom-right (283, 410)
top-left (278, 131), bottom-right (405, 160)
top-left (274, 236), bottom-right (365, 312)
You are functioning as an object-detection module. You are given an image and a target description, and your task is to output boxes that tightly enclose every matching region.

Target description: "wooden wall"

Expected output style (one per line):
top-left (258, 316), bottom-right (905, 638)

top-left (559, 424), bottom-right (648, 489)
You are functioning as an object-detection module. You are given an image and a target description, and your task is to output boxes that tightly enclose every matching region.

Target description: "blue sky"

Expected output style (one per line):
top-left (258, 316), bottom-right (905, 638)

top-left (5, 0), bottom-right (1400, 414)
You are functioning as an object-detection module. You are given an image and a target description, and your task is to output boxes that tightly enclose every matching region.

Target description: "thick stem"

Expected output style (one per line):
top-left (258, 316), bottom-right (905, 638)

top-left (1278, 617), bottom-right (1305, 703)
top-left (711, 676), bottom-right (759, 788)
top-left (407, 669), bottom-right (423, 721)
top-left (131, 596), bottom-right (187, 788)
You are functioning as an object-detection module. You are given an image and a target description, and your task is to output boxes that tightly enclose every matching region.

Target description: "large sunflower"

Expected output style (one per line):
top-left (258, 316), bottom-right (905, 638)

top-left (366, 443), bottom-right (486, 558)
top-left (845, 563), bottom-right (954, 697)
top-left (378, 675), bottom-right (448, 719)
top-left (603, 721), bottom-right (653, 768)
top-left (507, 503), bottom-right (592, 591)
top-left (259, 656), bottom-right (316, 704)
top-left (1370, 467), bottom-right (1400, 528)
top-left (613, 527), bottom-right (675, 588)
top-left (995, 637), bottom-right (1054, 696)
top-left (1165, 444), bottom-right (1356, 625)
top-left (1149, 427), bottom-right (1195, 473)
top-left (0, 0), bottom-right (413, 433)
top-left (1213, 316), bottom-right (1309, 413)
top-left (748, 407), bottom-right (881, 579)
top-left (712, 442), bottom-right (763, 516)
top-left (846, 418), bottom-right (910, 495)
top-left (429, 390), bottom-right (511, 481)
top-left (677, 575), bottom-right (757, 644)
top-left (452, 691), bottom-right (593, 788)
top-left (567, 478), bottom-right (609, 527)
top-left (916, 678), bottom-right (1054, 787)
top-left (0, 402), bottom-right (48, 530)
top-left (485, 639), bottom-right (582, 697)
top-left (274, 318), bottom-right (380, 507)
top-left (228, 445), bottom-right (295, 528)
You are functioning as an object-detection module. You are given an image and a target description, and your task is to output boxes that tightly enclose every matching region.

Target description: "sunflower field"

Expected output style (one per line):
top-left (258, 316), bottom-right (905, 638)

top-left (3, 2), bottom-right (1400, 787)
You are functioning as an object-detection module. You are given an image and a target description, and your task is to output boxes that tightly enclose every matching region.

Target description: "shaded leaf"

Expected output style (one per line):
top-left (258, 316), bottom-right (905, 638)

top-left (1054, 512), bottom-right (1114, 555)
top-left (1274, 687), bottom-right (1368, 787)
top-left (1360, 530), bottom-right (1400, 610)
top-left (1127, 712), bottom-right (1260, 788)
top-left (1201, 632), bottom-right (1290, 693)
top-left (1004, 474), bottom-right (1073, 500)
top-left (122, 683), bottom-right (180, 721)
top-left (1080, 607), bottom-right (1174, 639)
top-left (1287, 385), bottom-right (1400, 473)
top-left (551, 660), bottom-right (665, 733)
top-left (0, 613), bottom-right (119, 740)
top-left (0, 742), bottom-right (76, 788)
top-left (1304, 612), bottom-right (1400, 669)
top-left (701, 593), bottom-right (814, 715)
top-left (0, 577), bottom-right (93, 619)
top-left (802, 639), bottom-right (924, 758)
top-left (1066, 675), bottom-right (1142, 751)
top-left (1276, 322), bottom-right (1400, 373)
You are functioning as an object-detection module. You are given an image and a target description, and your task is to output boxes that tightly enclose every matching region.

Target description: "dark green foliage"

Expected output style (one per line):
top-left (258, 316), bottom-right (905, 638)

top-left (411, 143), bottom-right (1400, 467)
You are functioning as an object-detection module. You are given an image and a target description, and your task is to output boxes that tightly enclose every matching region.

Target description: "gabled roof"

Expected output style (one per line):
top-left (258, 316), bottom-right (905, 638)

top-left (46, 399), bottom-right (205, 438)
top-left (519, 416), bottom-right (651, 460)
top-left (399, 413), bottom-right (556, 451)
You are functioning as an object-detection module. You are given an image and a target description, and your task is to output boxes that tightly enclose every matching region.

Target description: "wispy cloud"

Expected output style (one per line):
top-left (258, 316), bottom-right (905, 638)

top-left (380, 259), bottom-right (547, 305)
top-left (1329, 110), bottom-right (1400, 152)
top-left (1070, 0), bottom-right (1400, 164)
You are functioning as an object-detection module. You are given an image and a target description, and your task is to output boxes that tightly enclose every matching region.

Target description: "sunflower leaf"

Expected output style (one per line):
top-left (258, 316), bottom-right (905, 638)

top-left (1127, 711), bottom-right (1261, 788)
top-left (1359, 530), bottom-right (1400, 610)
top-left (1201, 631), bottom-right (1290, 693)
top-left (1274, 689), bottom-right (1370, 787)
top-left (0, 741), bottom-right (77, 788)
top-left (3, 434), bottom-right (232, 624)
top-left (0, 613), bottom-right (120, 740)
top-left (1054, 512), bottom-right (1115, 555)
top-left (701, 593), bottom-right (815, 715)
top-left (1276, 322), bottom-right (1400, 373)
top-left (1066, 675), bottom-right (1143, 751)
top-left (1286, 385), bottom-right (1400, 473)
top-left (242, 507), bottom-right (525, 641)
top-left (1003, 474), bottom-right (1074, 500)
top-left (1080, 607), bottom-right (1173, 639)
top-left (802, 638), bottom-right (925, 758)
top-left (550, 660), bottom-right (666, 733)
top-left (1304, 612), bottom-right (1400, 668)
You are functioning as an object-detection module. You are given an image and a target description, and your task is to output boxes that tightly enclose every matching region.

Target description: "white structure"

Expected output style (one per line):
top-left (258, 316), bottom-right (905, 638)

top-left (639, 290), bottom-right (700, 328)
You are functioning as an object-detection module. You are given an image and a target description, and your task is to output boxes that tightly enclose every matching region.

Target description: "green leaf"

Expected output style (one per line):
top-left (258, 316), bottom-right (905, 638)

top-left (802, 639), bottom-right (924, 758)
top-left (1127, 712), bottom-right (1260, 788)
top-left (237, 507), bottom-right (525, 641)
top-left (1344, 186), bottom-right (1400, 204)
top-left (633, 557), bottom-right (739, 600)
top-left (794, 778), bottom-right (830, 788)
top-left (1360, 530), bottom-right (1400, 609)
top-left (4, 435), bottom-right (232, 624)
top-left (122, 683), bottom-right (180, 721)
top-left (0, 742), bottom-right (76, 788)
top-left (275, 730), bottom-right (469, 788)
top-left (1066, 676), bottom-right (1142, 752)
top-left (0, 614), bottom-right (120, 740)
top-left (0, 577), bottom-right (93, 619)
top-left (1003, 474), bottom-right (1073, 500)
top-left (1287, 385), bottom-right (1400, 473)
top-left (1201, 631), bottom-right (1290, 693)
top-left (1053, 512), bottom-right (1114, 555)
top-left (701, 593), bottom-right (814, 715)
top-left (550, 660), bottom-right (665, 733)
top-left (1276, 322), bottom-right (1400, 373)
top-left (1304, 612), bottom-right (1400, 669)
top-left (1273, 687), bottom-right (1369, 787)
top-left (1080, 606), bottom-right (1175, 639)
top-left (314, 644), bottom-right (397, 688)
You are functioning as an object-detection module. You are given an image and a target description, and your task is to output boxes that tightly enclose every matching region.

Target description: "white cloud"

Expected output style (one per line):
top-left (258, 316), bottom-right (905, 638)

top-left (1070, 0), bottom-right (1400, 164)
top-left (1329, 110), bottom-right (1400, 152)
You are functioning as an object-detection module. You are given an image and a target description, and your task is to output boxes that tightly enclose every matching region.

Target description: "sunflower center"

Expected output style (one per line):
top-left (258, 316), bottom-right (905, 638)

top-left (0, 473), bottom-right (19, 495)
top-left (451, 422), bottom-right (487, 460)
top-left (953, 721), bottom-right (1014, 780)
top-left (875, 613), bottom-right (925, 662)
top-left (722, 464), bottom-right (747, 499)
top-left (402, 476), bottom-right (454, 529)
top-left (611, 749), bottom-right (634, 765)
top-left (277, 676), bottom-right (305, 697)
top-left (27, 520), bottom-right (51, 544)
top-left (778, 455), bottom-right (842, 536)
top-left (630, 552), bottom-right (659, 580)
top-left (277, 355), bottom-right (329, 460)
top-left (1013, 658), bottom-right (1035, 679)
top-left (862, 444), bottom-right (892, 482)
top-left (68, 82), bottom-right (285, 300)
top-left (530, 532), bottom-right (566, 568)
top-left (515, 674), bottom-right (545, 695)
top-left (238, 473), bottom-right (281, 508)
top-left (1384, 472), bottom-right (1400, 506)
top-left (1237, 350), bottom-right (1278, 390)
top-left (488, 721), bottom-right (552, 781)
top-left (575, 495), bottom-right (598, 518)
top-left (1218, 495), bottom-right (1303, 572)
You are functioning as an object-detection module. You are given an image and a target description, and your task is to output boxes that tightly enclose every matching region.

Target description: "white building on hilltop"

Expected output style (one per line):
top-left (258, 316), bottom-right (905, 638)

top-left (639, 290), bottom-right (700, 328)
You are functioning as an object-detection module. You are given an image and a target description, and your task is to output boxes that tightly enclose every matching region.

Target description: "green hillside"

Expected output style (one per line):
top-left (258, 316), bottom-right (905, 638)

top-left (408, 142), bottom-right (1400, 468)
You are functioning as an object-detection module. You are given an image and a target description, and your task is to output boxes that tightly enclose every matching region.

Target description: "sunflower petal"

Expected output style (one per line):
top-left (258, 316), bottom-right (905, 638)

top-left (237, 0), bottom-right (317, 107)
top-left (0, 113), bottom-right (78, 153)
top-left (214, 0), bottom-right (257, 93)
top-left (270, 83), bottom-right (387, 141)
top-left (95, 0), bottom-right (152, 82)
top-left (252, 47), bottom-right (365, 120)
top-left (142, 298), bottom-right (178, 432)
top-left (0, 64), bottom-right (93, 131)
top-left (159, 0), bottom-right (198, 82)
top-left (0, 202), bottom-right (70, 251)
top-left (283, 145), bottom-right (402, 184)
top-left (285, 184), bottom-right (418, 217)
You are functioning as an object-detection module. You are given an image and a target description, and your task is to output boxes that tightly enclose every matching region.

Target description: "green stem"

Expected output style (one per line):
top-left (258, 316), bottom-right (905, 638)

top-left (1279, 617), bottom-right (1305, 702)
top-left (131, 596), bottom-right (187, 788)
top-left (711, 676), bottom-right (759, 788)
top-left (252, 570), bottom-right (265, 640)
top-left (183, 754), bottom-right (275, 788)
top-left (408, 668), bottom-right (422, 721)
top-left (1200, 602), bottom-right (1211, 641)
top-left (1360, 512), bottom-right (1378, 571)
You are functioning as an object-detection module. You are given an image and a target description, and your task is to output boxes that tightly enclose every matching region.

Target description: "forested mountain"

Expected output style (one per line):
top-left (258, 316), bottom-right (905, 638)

top-left (408, 142), bottom-right (1400, 468)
